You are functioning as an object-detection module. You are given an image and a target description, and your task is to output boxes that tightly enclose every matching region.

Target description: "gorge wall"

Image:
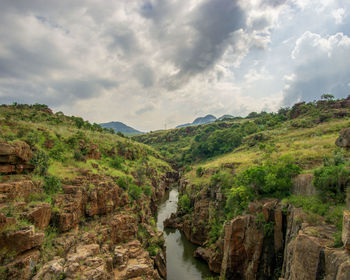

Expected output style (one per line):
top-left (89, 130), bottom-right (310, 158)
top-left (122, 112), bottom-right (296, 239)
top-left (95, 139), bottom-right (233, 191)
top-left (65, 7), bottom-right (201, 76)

top-left (165, 177), bottom-right (350, 280)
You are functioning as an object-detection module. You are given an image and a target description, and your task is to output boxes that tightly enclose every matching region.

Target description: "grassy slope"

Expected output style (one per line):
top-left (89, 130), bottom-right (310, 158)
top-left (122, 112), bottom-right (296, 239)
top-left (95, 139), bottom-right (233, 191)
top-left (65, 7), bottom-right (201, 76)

top-left (186, 118), bottom-right (350, 185)
top-left (0, 104), bottom-right (172, 196)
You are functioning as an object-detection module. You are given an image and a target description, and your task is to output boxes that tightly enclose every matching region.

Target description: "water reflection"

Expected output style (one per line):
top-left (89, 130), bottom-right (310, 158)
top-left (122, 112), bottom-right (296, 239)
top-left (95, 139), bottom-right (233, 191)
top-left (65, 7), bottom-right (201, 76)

top-left (156, 188), bottom-right (215, 280)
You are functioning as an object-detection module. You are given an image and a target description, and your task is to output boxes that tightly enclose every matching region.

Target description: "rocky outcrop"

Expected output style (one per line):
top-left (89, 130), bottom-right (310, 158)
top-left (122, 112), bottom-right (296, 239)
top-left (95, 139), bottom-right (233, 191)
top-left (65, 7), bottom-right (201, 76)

top-left (0, 141), bottom-right (33, 174)
top-left (0, 180), bottom-right (38, 203)
top-left (194, 246), bottom-right (222, 273)
top-left (179, 191), bottom-right (350, 280)
top-left (111, 214), bottom-right (137, 243)
top-left (24, 203), bottom-right (51, 229)
top-left (342, 210), bottom-right (350, 251)
top-left (336, 128), bottom-right (350, 148)
top-left (113, 240), bottom-right (161, 280)
top-left (0, 225), bottom-right (44, 255)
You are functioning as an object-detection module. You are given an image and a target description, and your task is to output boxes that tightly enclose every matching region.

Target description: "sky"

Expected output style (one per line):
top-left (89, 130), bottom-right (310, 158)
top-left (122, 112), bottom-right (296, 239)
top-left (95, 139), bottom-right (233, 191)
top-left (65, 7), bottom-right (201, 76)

top-left (0, 0), bottom-right (350, 131)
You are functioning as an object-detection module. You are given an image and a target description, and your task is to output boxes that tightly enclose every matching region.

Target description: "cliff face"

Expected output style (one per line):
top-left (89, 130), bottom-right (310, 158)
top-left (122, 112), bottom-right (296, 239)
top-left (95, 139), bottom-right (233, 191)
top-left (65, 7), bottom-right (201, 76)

top-left (0, 141), bottom-right (177, 280)
top-left (166, 178), bottom-right (350, 280)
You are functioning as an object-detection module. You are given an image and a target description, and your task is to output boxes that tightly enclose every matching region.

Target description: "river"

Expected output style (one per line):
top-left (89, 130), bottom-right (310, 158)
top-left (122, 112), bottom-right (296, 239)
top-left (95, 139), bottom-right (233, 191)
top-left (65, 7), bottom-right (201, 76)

top-left (156, 188), bottom-right (216, 280)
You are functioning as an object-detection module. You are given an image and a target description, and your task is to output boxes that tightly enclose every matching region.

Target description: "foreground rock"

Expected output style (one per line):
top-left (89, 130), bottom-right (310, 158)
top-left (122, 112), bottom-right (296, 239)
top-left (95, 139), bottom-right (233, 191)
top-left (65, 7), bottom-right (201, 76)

top-left (0, 141), bottom-right (33, 174)
top-left (336, 128), bottom-right (350, 148)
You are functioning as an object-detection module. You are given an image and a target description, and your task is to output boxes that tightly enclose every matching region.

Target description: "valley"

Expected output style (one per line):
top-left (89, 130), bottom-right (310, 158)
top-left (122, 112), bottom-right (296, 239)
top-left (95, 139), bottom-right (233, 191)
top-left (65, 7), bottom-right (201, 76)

top-left (1, 96), bottom-right (350, 279)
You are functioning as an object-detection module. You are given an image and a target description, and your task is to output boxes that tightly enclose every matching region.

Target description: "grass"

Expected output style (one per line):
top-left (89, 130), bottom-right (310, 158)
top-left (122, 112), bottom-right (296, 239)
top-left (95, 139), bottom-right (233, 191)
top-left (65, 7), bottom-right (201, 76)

top-left (185, 118), bottom-right (350, 184)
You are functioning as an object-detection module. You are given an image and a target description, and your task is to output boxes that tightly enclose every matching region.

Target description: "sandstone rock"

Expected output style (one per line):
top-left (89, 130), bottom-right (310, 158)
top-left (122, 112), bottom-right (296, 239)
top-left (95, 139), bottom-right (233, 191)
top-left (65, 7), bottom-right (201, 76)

top-left (0, 141), bottom-right (33, 174)
top-left (32, 258), bottom-right (64, 280)
top-left (154, 250), bottom-right (167, 278)
top-left (221, 215), bottom-right (265, 279)
top-left (337, 262), bottom-right (350, 280)
top-left (336, 128), bottom-right (350, 148)
top-left (0, 180), bottom-right (37, 202)
top-left (114, 246), bottom-right (129, 269)
top-left (0, 212), bottom-right (16, 232)
top-left (110, 214), bottom-right (137, 243)
top-left (124, 264), bottom-right (153, 279)
top-left (194, 247), bottom-right (222, 274)
top-left (0, 226), bottom-right (44, 255)
top-left (342, 210), bottom-right (350, 251)
top-left (66, 244), bottom-right (100, 263)
top-left (5, 249), bottom-right (40, 280)
top-left (26, 203), bottom-right (51, 229)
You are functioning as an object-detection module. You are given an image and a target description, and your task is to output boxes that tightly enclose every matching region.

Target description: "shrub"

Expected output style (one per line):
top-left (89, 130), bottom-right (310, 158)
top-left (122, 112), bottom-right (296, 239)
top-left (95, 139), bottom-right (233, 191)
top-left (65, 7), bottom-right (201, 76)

top-left (239, 155), bottom-right (301, 198)
top-left (314, 165), bottom-right (350, 203)
top-left (196, 167), bottom-right (203, 177)
top-left (49, 143), bottom-right (66, 161)
top-left (43, 175), bottom-right (61, 194)
top-left (110, 156), bottom-right (124, 169)
top-left (115, 176), bottom-right (132, 190)
top-left (128, 184), bottom-right (142, 200)
top-left (30, 149), bottom-right (49, 176)
top-left (142, 185), bottom-right (152, 196)
top-left (73, 149), bottom-right (85, 161)
top-left (178, 194), bottom-right (191, 213)
top-left (208, 218), bottom-right (223, 244)
top-left (225, 185), bottom-right (253, 218)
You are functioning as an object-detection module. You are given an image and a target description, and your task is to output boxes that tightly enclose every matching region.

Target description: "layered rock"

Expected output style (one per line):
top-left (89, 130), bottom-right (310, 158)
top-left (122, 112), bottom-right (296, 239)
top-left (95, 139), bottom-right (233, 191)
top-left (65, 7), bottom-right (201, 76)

top-left (0, 141), bottom-right (33, 174)
top-left (336, 128), bottom-right (350, 148)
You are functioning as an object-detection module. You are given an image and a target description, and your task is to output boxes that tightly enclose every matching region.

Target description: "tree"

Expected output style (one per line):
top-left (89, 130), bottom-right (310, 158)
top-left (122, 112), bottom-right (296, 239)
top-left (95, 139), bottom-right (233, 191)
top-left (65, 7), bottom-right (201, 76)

top-left (321, 94), bottom-right (334, 100)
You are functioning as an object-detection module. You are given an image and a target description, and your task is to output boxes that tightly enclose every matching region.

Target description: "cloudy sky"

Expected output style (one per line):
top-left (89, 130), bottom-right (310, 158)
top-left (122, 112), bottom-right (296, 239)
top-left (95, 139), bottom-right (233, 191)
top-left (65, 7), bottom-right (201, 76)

top-left (0, 0), bottom-right (350, 131)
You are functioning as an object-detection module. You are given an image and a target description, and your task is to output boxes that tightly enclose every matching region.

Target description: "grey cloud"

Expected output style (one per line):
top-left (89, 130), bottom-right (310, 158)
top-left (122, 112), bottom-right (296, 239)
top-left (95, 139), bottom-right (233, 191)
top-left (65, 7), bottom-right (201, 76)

top-left (133, 64), bottom-right (155, 88)
top-left (135, 104), bottom-right (155, 115)
top-left (171, 0), bottom-right (245, 80)
top-left (107, 27), bottom-right (140, 55)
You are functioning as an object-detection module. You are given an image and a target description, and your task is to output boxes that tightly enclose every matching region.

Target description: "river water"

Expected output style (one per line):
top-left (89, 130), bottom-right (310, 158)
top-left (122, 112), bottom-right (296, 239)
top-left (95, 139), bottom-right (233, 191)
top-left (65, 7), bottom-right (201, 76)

top-left (156, 188), bottom-right (215, 280)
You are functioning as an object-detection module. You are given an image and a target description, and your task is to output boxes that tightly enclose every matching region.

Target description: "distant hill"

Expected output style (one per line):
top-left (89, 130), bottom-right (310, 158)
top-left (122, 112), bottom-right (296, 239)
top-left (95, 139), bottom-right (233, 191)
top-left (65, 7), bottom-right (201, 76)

top-left (100, 121), bottom-right (143, 135)
top-left (176, 114), bottom-right (216, 128)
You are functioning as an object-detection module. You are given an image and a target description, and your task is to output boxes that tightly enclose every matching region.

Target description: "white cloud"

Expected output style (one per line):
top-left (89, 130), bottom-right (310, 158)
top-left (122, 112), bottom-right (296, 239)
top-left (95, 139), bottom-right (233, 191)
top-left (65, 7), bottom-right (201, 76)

top-left (283, 31), bottom-right (350, 105)
top-left (0, 0), bottom-right (349, 130)
top-left (332, 8), bottom-right (346, 24)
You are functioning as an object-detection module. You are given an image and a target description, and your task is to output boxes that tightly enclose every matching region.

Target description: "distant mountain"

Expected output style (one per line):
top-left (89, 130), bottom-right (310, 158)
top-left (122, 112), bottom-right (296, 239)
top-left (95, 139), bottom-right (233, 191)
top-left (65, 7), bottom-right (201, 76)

top-left (100, 121), bottom-right (143, 135)
top-left (218, 114), bottom-right (234, 121)
top-left (176, 114), bottom-right (217, 128)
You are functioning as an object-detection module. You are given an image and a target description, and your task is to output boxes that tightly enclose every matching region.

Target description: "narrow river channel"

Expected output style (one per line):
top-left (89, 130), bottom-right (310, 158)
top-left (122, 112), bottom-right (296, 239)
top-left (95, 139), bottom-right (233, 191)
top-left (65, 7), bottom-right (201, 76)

top-left (156, 188), bottom-right (215, 280)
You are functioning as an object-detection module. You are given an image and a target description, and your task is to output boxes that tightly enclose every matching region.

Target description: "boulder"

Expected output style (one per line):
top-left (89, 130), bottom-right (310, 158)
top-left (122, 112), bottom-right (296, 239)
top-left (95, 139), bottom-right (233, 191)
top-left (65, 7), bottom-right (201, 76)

top-left (0, 180), bottom-right (37, 202)
top-left (0, 141), bottom-right (33, 174)
top-left (342, 210), bottom-right (350, 251)
top-left (4, 249), bottom-right (40, 280)
top-left (32, 258), bottom-right (64, 280)
top-left (26, 203), bottom-right (51, 230)
top-left (0, 226), bottom-right (44, 255)
top-left (336, 128), bottom-right (350, 148)
top-left (110, 214), bottom-right (137, 243)
top-left (194, 247), bottom-right (222, 274)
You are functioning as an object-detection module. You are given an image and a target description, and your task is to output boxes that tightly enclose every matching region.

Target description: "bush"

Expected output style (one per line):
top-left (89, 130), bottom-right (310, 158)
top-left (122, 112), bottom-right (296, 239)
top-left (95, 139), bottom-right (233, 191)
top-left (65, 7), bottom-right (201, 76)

top-left (73, 149), bottom-right (85, 161)
top-left (43, 175), bottom-right (61, 194)
top-left (178, 194), bottom-right (191, 213)
top-left (196, 167), bottom-right (203, 177)
top-left (314, 164), bottom-right (350, 203)
top-left (49, 143), bottom-right (66, 161)
top-left (142, 185), bottom-right (152, 196)
top-left (128, 184), bottom-right (142, 200)
top-left (225, 185), bottom-right (253, 218)
top-left (115, 176), bottom-right (132, 190)
top-left (239, 155), bottom-right (301, 198)
top-left (110, 156), bottom-right (124, 169)
top-left (30, 149), bottom-right (49, 176)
